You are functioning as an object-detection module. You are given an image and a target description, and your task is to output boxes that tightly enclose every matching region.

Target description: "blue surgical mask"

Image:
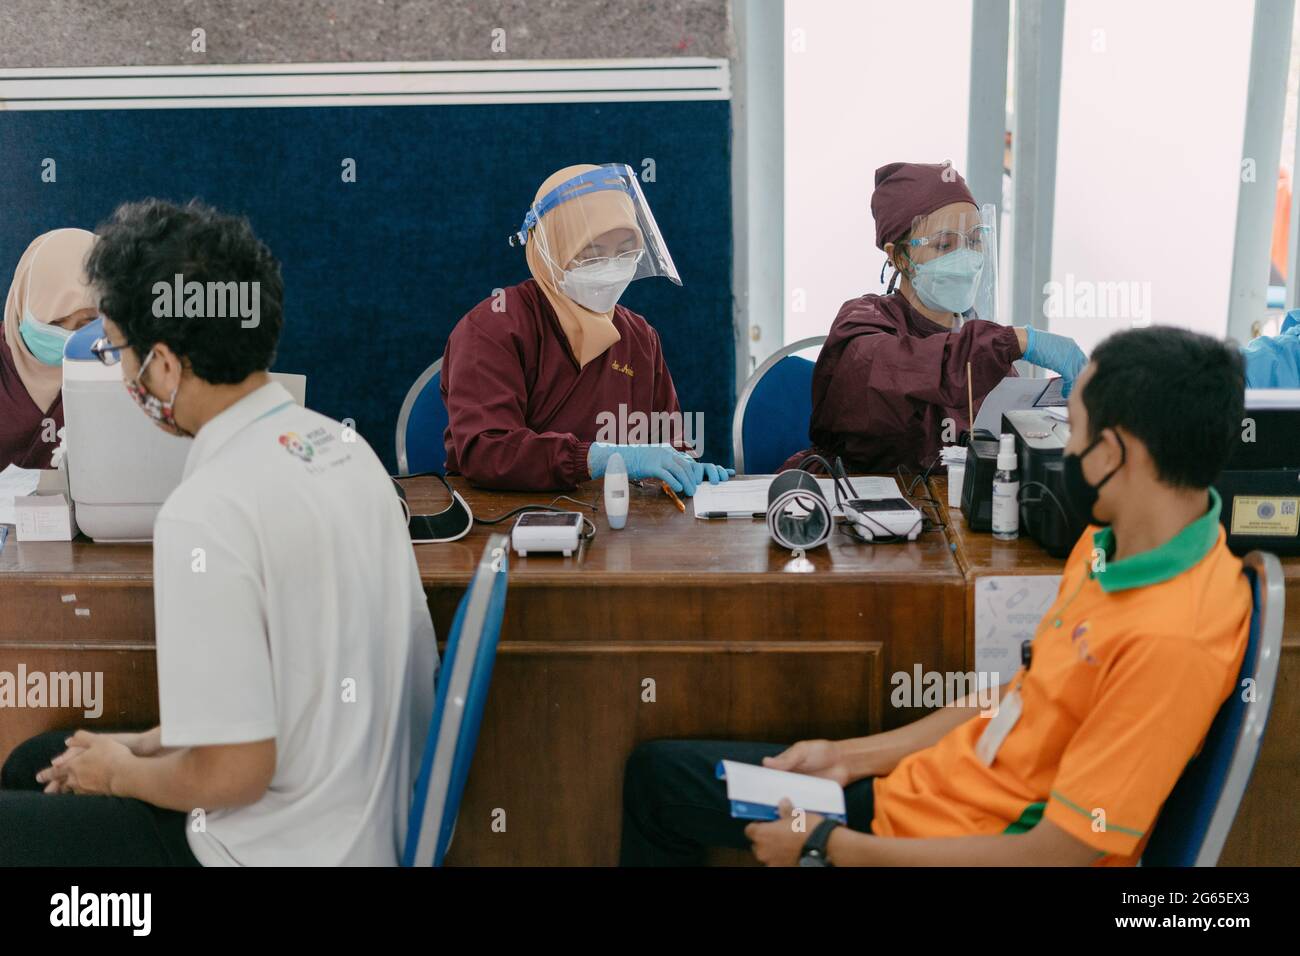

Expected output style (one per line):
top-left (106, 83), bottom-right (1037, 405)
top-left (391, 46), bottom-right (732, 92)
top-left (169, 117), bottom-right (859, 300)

top-left (910, 248), bottom-right (984, 315)
top-left (18, 309), bottom-right (74, 366)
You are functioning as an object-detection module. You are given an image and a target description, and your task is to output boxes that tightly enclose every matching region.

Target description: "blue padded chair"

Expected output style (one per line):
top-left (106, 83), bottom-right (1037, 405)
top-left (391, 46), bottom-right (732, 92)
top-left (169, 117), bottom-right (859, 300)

top-left (395, 358), bottom-right (447, 476)
top-left (732, 336), bottom-right (824, 475)
top-left (1142, 551), bottom-right (1284, 866)
top-left (403, 533), bottom-right (509, 867)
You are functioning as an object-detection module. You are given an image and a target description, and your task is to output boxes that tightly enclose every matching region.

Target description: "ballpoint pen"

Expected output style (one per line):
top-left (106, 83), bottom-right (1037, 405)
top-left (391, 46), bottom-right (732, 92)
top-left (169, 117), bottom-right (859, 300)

top-left (661, 481), bottom-right (686, 513)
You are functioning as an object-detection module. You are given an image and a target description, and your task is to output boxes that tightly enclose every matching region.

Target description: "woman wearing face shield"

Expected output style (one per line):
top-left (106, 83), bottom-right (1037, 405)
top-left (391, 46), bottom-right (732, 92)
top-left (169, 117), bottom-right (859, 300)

top-left (441, 163), bottom-right (733, 494)
top-left (1, 229), bottom-right (100, 469)
top-left (790, 162), bottom-right (1086, 474)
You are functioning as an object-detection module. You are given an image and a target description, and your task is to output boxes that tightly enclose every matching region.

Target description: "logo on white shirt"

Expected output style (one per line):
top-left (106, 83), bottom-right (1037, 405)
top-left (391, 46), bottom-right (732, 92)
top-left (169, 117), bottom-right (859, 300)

top-left (278, 431), bottom-right (315, 462)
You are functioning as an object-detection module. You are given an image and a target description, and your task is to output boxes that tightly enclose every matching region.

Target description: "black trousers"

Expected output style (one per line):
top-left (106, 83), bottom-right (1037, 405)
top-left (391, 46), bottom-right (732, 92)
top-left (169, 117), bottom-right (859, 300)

top-left (620, 739), bottom-right (876, 866)
top-left (0, 731), bottom-right (200, 867)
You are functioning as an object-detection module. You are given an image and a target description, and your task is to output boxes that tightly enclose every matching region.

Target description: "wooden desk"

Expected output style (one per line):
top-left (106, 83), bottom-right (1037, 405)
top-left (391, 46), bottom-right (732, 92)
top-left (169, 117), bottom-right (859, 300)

top-left (929, 476), bottom-right (1300, 867)
top-left (0, 476), bottom-right (966, 866)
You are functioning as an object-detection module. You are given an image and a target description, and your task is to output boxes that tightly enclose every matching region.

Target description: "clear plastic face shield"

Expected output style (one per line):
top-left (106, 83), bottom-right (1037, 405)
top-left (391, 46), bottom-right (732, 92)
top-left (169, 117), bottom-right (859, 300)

top-left (891, 202), bottom-right (998, 324)
top-left (510, 164), bottom-right (681, 312)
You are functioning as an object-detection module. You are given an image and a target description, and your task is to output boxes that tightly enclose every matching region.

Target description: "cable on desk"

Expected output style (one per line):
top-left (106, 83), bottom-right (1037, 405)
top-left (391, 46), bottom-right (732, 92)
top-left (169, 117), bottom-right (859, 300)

top-left (471, 495), bottom-right (600, 541)
top-left (1017, 480), bottom-right (1072, 531)
top-left (392, 473), bottom-right (600, 541)
top-left (895, 461), bottom-right (947, 535)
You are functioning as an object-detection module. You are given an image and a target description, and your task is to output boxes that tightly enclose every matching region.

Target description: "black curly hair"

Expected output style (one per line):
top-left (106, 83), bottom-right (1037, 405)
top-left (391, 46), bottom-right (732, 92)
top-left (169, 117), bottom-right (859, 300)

top-left (85, 198), bottom-right (283, 384)
top-left (1083, 326), bottom-right (1246, 489)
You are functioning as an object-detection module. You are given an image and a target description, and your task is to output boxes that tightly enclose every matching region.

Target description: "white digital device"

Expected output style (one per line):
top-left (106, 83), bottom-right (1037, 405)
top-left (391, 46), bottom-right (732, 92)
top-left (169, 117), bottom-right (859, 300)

top-left (604, 452), bottom-right (629, 530)
top-left (840, 497), bottom-right (923, 542)
top-left (63, 317), bottom-right (307, 541)
top-left (511, 511), bottom-right (584, 557)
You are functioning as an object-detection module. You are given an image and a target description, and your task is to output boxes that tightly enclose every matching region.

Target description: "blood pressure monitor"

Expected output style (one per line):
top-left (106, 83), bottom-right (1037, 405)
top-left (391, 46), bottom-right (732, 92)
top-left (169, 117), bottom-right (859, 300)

top-left (840, 497), bottom-right (923, 542)
top-left (511, 511), bottom-right (585, 557)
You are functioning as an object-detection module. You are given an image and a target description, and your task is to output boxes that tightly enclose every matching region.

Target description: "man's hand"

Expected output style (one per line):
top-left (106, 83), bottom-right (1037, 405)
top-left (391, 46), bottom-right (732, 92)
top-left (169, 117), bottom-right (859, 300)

top-left (35, 741), bottom-right (85, 793)
top-left (36, 731), bottom-right (132, 796)
top-left (116, 727), bottom-right (165, 757)
top-left (745, 799), bottom-right (824, 867)
top-left (762, 739), bottom-right (851, 787)
top-left (34, 727), bottom-right (162, 793)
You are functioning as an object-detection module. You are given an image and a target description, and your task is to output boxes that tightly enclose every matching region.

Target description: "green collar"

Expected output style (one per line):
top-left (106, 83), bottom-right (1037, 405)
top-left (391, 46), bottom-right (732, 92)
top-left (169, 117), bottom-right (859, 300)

top-left (1090, 489), bottom-right (1222, 593)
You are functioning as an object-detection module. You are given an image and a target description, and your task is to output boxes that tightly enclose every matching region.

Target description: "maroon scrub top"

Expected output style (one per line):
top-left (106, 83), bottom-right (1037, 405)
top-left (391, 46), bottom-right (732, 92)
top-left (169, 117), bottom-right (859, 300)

top-left (441, 279), bottom-right (682, 491)
top-left (0, 336), bottom-right (62, 470)
top-left (791, 292), bottom-right (1022, 474)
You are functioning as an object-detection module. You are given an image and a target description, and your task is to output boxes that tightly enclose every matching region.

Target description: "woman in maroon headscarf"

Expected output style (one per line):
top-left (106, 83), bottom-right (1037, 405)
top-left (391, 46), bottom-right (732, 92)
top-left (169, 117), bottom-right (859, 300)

top-left (1, 229), bottom-right (99, 469)
top-left (789, 162), bottom-right (1085, 474)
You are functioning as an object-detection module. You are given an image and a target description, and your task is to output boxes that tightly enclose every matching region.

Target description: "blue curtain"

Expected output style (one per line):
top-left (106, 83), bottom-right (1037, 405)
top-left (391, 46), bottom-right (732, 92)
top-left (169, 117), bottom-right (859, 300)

top-left (0, 100), bottom-right (735, 470)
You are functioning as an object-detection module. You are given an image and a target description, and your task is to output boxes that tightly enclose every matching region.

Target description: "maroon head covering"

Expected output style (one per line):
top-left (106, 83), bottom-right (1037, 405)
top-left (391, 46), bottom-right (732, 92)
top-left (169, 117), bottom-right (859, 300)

top-left (871, 162), bottom-right (977, 250)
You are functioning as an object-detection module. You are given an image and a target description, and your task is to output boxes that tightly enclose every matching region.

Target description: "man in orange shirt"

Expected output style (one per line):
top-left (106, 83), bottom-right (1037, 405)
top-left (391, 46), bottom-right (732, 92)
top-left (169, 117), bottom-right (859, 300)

top-left (621, 326), bottom-right (1250, 866)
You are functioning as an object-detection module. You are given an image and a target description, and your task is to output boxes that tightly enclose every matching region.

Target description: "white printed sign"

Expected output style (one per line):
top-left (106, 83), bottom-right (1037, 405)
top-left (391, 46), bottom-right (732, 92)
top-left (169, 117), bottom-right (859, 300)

top-left (974, 575), bottom-right (1062, 684)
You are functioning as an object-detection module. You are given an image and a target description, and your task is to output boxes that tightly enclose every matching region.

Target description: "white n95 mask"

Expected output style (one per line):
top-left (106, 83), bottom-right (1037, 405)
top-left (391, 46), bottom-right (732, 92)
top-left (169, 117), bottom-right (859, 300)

top-left (559, 255), bottom-right (639, 313)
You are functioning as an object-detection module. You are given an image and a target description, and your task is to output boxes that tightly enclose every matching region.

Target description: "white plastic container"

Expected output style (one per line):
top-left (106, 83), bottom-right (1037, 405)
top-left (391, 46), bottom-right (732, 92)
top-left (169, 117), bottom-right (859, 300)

top-left (991, 433), bottom-right (1020, 540)
top-left (604, 452), bottom-right (629, 529)
top-left (947, 462), bottom-right (966, 508)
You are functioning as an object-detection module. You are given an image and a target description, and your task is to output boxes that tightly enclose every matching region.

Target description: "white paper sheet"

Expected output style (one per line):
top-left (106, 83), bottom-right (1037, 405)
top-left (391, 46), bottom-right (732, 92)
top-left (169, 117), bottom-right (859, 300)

top-left (693, 475), bottom-right (902, 519)
top-left (718, 759), bottom-right (847, 819)
top-left (0, 463), bottom-right (41, 525)
top-left (973, 375), bottom-right (1065, 434)
top-left (973, 574), bottom-right (1062, 684)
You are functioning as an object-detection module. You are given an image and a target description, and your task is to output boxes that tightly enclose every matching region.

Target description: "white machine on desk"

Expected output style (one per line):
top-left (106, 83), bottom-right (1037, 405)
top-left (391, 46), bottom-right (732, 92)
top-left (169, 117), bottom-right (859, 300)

top-left (840, 497), bottom-right (923, 542)
top-left (62, 318), bottom-right (307, 542)
top-left (695, 474), bottom-right (923, 543)
top-left (511, 512), bottom-right (584, 557)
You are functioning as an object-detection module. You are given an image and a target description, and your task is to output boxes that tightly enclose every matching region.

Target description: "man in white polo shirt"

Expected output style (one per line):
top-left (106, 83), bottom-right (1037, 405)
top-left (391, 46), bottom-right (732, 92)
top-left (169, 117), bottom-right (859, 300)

top-left (0, 199), bottom-right (435, 866)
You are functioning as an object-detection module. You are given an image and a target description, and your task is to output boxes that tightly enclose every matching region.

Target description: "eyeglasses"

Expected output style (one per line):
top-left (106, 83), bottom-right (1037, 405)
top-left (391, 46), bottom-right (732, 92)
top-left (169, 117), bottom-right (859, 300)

top-left (568, 248), bottom-right (644, 271)
top-left (906, 224), bottom-right (991, 255)
top-left (90, 336), bottom-right (126, 367)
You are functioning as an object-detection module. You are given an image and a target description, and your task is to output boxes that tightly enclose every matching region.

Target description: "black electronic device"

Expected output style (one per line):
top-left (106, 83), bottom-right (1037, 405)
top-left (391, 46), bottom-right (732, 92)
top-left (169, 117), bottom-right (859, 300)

top-left (1002, 409), bottom-right (1087, 557)
top-left (959, 432), bottom-right (1000, 531)
top-left (1214, 396), bottom-right (1300, 556)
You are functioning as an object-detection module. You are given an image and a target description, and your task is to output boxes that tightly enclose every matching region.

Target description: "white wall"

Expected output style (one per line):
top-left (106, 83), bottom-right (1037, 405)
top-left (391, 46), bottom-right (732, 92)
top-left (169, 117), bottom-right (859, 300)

top-left (783, 0), bottom-right (974, 348)
top-left (1049, 0), bottom-right (1252, 352)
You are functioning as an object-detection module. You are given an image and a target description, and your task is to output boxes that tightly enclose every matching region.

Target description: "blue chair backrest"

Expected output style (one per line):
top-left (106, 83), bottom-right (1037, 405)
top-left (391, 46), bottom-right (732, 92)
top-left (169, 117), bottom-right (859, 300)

top-left (733, 336), bottom-right (824, 475)
top-left (396, 359), bottom-right (448, 476)
top-left (403, 534), bottom-right (509, 866)
top-left (1142, 551), bottom-right (1284, 866)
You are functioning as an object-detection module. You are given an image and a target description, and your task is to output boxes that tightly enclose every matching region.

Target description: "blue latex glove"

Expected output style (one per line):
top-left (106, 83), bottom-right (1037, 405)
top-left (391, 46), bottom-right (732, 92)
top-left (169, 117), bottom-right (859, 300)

top-left (1023, 326), bottom-right (1088, 397)
top-left (588, 443), bottom-right (734, 496)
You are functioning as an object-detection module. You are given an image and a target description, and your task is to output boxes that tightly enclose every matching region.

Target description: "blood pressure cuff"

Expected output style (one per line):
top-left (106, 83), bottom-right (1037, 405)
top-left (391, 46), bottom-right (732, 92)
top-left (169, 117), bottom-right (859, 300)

top-left (767, 469), bottom-right (833, 551)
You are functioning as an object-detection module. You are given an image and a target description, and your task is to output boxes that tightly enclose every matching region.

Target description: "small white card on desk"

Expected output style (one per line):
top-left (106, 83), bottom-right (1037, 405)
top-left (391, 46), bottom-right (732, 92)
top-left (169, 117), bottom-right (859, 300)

top-left (15, 493), bottom-right (78, 542)
top-left (716, 759), bottom-right (848, 822)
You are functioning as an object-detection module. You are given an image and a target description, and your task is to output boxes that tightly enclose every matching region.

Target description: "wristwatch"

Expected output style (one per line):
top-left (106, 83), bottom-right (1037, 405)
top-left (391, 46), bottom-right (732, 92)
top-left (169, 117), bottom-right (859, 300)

top-left (798, 818), bottom-right (841, 867)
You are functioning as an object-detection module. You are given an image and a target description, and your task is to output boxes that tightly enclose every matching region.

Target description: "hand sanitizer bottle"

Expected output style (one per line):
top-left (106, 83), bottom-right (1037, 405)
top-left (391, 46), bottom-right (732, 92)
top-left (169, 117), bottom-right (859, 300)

top-left (992, 433), bottom-right (1020, 541)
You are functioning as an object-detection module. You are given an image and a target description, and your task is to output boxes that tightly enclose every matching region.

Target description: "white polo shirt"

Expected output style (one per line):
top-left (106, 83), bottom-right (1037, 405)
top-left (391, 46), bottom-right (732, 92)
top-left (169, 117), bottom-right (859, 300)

top-left (152, 381), bottom-right (436, 866)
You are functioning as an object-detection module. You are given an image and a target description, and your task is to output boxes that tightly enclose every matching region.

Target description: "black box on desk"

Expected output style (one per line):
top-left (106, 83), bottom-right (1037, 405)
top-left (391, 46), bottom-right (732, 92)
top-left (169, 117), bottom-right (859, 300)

top-left (960, 435), bottom-right (1000, 532)
top-left (1215, 397), bottom-right (1300, 556)
top-left (1003, 409), bottom-right (1087, 558)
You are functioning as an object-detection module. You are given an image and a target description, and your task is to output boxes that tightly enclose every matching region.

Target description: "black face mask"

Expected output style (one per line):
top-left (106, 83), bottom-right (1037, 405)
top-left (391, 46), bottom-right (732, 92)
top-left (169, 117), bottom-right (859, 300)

top-left (1062, 432), bottom-right (1126, 525)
